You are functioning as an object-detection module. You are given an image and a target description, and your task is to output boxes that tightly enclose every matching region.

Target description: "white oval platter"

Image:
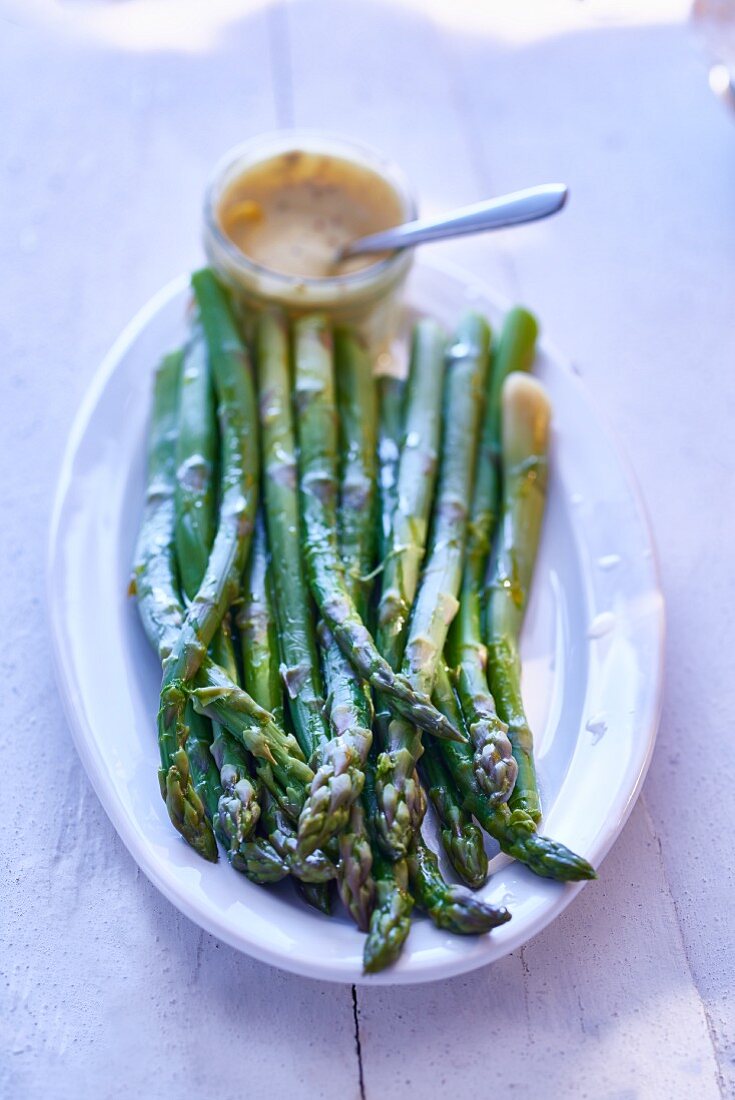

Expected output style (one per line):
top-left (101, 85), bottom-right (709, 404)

top-left (48, 259), bottom-right (664, 984)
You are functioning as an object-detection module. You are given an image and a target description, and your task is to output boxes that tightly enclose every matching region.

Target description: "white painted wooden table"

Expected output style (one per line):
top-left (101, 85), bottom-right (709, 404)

top-left (1, 2), bottom-right (732, 1096)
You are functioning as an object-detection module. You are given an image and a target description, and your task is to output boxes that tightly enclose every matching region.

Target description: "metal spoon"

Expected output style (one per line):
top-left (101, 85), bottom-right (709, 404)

top-left (339, 183), bottom-right (568, 261)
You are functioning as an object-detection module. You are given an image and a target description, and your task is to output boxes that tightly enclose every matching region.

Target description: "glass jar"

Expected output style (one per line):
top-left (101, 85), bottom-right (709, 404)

top-left (202, 131), bottom-right (416, 353)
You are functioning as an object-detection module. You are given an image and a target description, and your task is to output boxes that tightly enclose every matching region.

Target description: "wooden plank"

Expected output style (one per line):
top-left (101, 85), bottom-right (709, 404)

top-left (445, 10), bottom-right (734, 1092)
top-left (0, 11), bottom-right (359, 1099)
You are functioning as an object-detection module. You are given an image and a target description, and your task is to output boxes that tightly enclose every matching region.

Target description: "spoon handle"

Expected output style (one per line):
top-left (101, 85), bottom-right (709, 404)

top-left (342, 183), bottom-right (568, 259)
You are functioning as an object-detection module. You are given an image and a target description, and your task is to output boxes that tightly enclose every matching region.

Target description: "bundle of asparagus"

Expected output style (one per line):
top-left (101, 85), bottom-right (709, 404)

top-left (131, 268), bottom-right (595, 974)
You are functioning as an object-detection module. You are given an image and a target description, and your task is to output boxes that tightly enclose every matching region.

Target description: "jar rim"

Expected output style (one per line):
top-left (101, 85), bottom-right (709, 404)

top-left (202, 129), bottom-right (418, 292)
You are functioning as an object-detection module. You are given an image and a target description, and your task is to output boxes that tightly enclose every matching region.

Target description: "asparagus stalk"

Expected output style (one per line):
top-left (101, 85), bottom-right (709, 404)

top-left (235, 512), bottom-right (284, 724)
top-left (256, 311), bottom-right (329, 761)
top-left (336, 329), bottom-right (380, 597)
top-left (295, 881), bottom-right (334, 915)
top-left (362, 749), bottom-right (413, 973)
top-left (337, 800), bottom-right (374, 932)
top-left (407, 840), bottom-right (510, 935)
top-left (376, 374), bottom-right (405, 562)
top-left (419, 740), bottom-right (488, 889)
top-left (181, 649), bottom-right (289, 883)
top-left (133, 349), bottom-right (217, 858)
top-left (376, 321), bottom-right (489, 857)
top-left (132, 350), bottom-right (186, 663)
top-left (433, 662), bottom-right (595, 881)
top-left (172, 330), bottom-right (222, 823)
top-left (174, 323), bottom-right (262, 846)
top-left (174, 324), bottom-right (217, 599)
top-left (185, 728), bottom-right (221, 825)
top-left (293, 315), bottom-right (461, 744)
top-left (485, 372), bottom-right (549, 823)
top-left (171, 268), bottom-right (258, 675)
top-left (232, 514), bottom-right (335, 884)
top-left (329, 333), bottom-right (379, 925)
top-left (297, 331), bottom-right (377, 858)
top-left (155, 270), bottom-right (258, 856)
top-left (447, 312), bottom-right (529, 804)
top-left (189, 660), bottom-right (312, 822)
top-left (229, 836), bottom-right (290, 884)
top-left (209, 621), bottom-right (261, 852)
top-left (364, 851), bottom-right (413, 974)
top-left (375, 321), bottom-right (445, 671)
top-left (298, 620), bottom-right (372, 854)
top-left (182, 730), bottom-right (287, 884)
top-left (208, 709), bottom-right (284, 883)
top-left (261, 791), bottom-right (337, 884)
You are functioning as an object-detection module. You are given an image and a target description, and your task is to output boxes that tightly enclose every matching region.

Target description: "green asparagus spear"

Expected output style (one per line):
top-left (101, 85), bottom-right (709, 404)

top-left (375, 321), bottom-right (445, 671)
top-left (407, 840), bottom-right (510, 934)
top-left (189, 660), bottom-right (312, 822)
top-left (261, 790), bottom-right (337, 884)
top-left (180, 667), bottom-right (287, 883)
top-left (297, 620), bottom-right (372, 854)
top-left (172, 330), bottom-right (223, 823)
top-left (174, 323), bottom-right (261, 845)
top-left (209, 622), bottom-right (261, 852)
top-left (230, 835), bottom-right (290, 884)
top-left (337, 800), bottom-right (374, 932)
top-left (485, 371), bottom-right (549, 823)
top-left (297, 331), bottom-right (377, 857)
top-left (295, 880), bottom-right (334, 915)
top-left (363, 852), bottom-right (413, 973)
top-left (316, 331), bottom-right (378, 923)
top-left (418, 742), bottom-right (488, 889)
top-left (432, 662), bottom-right (595, 881)
top-left (185, 730), bottom-right (221, 824)
top-left (181, 721), bottom-right (287, 884)
top-left (336, 329), bottom-right (380, 596)
top-left (256, 311), bottom-right (329, 761)
top-left (226, 514), bottom-right (319, 882)
top-left (132, 350), bottom-right (217, 859)
top-left (293, 315), bottom-right (460, 744)
top-left (173, 268), bottom-right (259, 674)
top-left (235, 512), bottom-right (284, 724)
top-left (211, 745), bottom-right (260, 856)
top-left (376, 320), bottom-right (489, 857)
top-left (215, 511), bottom-right (282, 839)
top-left (373, 356), bottom-right (428, 865)
top-left (133, 350), bottom-right (186, 663)
top-left (447, 312), bottom-right (521, 804)
top-left (174, 324), bottom-right (217, 598)
top-left (376, 374), bottom-right (405, 562)
top-left (155, 270), bottom-right (258, 856)
top-left (362, 749), bottom-right (413, 973)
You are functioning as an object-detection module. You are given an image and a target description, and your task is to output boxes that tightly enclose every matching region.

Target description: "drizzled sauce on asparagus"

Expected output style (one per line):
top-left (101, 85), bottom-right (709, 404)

top-left (217, 150), bottom-right (403, 279)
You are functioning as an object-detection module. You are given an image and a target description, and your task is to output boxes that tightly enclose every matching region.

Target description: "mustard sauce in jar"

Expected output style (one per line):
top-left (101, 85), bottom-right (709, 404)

top-left (203, 133), bottom-right (416, 352)
top-left (217, 150), bottom-right (403, 279)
